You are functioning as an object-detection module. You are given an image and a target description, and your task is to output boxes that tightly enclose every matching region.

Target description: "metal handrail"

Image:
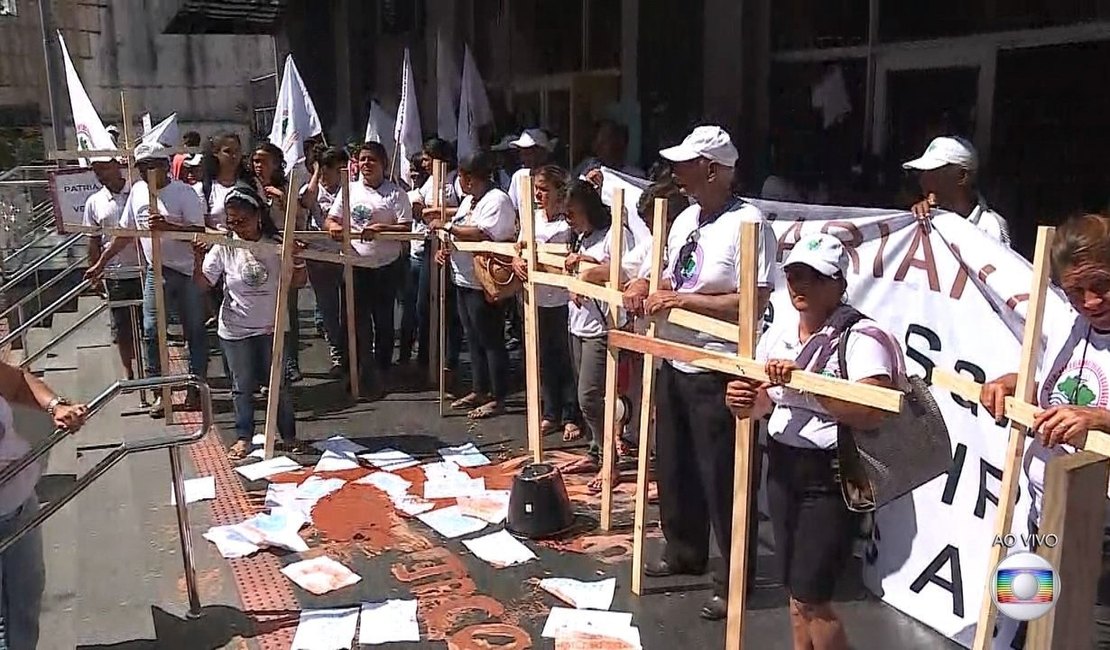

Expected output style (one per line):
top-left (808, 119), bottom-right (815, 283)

top-left (20, 301), bottom-right (108, 368)
top-left (0, 278), bottom-right (93, 350)
top-left (0, 374), bottom-right (213, 619)
top-left (0, 233), bottom-right (84, 295)
top-left (0, 255), bottom-right (86, 324)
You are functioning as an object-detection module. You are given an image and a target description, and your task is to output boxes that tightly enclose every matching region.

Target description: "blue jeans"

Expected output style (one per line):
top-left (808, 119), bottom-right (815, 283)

top-left (307, 261), bottom-right (345, 365)
top-left (538, 305), bottom-right (578, 424)
top-left (284, 288), bottom-right (301, 371)
top-left (0, 497), bottom-right (45, 650)
top-left (221, 334), bottom-right (296, 443)
top-left (143, 267), bottom-right (208, 379)
top-left (400, 252), bottom-right (429, 363)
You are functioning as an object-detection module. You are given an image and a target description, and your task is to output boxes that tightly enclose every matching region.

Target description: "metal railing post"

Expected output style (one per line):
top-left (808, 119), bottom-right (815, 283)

top-left (168, 445), bottom-right (202, 619)
top-left (130, 304), bottom-right (148, 406)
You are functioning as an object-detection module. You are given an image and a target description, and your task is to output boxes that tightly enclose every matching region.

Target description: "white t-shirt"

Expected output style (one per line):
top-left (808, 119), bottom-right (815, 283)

top-left (119, 179), bottom-right (207, 275)
top-left (659, 200), bottom-right (778, 373)
top-left (300, 182), bottom-right (341, 252)
top-left (328, 178), bottom-right (413, 268)
top-left (202, 236), bottom-right (283, 340)
top-left (0, 396), bottom-right (37, 517)
top-left (508, 168), bottom-right (531, 211)
top-left (204, 180), bottom-right (238, 230)
top-left (968, 199), bottom-right (1010, 246)
top-left (83, 186), bottom-right (140, 279)
top-left (623, 238), bottom-right (655, 281)
top-left (1024, 317), bottom-right (1110, 524)
top-left (523, 210), bottom-right (574, 308)
top-left (568, 226), bottom-right (636, 338)
top-left (448, 189), bottom-right (517, 289)
top-left (412, 172), bottom-right (461, 257)
top-left (757, 312), bottom-right (896, 449)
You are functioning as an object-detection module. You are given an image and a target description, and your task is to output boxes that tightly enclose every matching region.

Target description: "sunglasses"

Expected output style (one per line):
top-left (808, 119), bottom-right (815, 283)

top-left (671, 229), bottom-right (701, 290)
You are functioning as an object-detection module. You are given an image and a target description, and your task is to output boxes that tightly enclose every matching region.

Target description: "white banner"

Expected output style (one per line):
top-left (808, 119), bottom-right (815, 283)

top-left (752, 199), bottom-right (1077, 648)
top-left (49, 168), bottom-right (101, 234)
top-left (393, 48), bottom-right (423, 186)
top-left (456, 45), bottom-right (493, 162)
top-left (57, 30), bottom-right (114, 166)
top-left (270, 55), bottom-right (323, 174)
top-left (436, 30), bottom-right (461, 142)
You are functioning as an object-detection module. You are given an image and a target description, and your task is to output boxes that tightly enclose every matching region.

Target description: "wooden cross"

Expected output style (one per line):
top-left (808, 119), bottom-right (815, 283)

top-left (599, 189), bottom-right (627, 530)
top-left (519, 173), bottom-right (544, 463)
top-left (428, 161), bottom-right (445, 390)
top-left (342, 171), bottom-right (360, 399)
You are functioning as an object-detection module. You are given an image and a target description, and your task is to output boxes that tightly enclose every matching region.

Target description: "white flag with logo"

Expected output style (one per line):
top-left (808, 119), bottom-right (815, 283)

top-left (393, 48), bottom-right (423, 185)
top-left (141, 113), bottom-right (153, 136)
top-left (456, 45), bottom-right (493, 162)
top-left (365, 100), bottom-right (396, 156)
top-left (269, 55), bottom-right (323, 173)
top-left (58, 30), bottom-right (114, 165)
top-left (436, 30), bottom-right (461, 142)
top-left (143, 113), bottom-right (179, 147)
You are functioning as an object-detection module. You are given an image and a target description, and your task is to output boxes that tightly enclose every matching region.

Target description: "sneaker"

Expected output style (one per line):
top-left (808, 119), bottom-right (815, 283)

top-left (285, 365), bottom-right (304, 383)
top-left (148, 397), bottom-right (165, 419)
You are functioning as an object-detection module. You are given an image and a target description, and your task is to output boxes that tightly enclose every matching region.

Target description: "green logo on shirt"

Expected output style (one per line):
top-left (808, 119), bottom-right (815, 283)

top-left (1056, 375), bottom-right (1096, 406)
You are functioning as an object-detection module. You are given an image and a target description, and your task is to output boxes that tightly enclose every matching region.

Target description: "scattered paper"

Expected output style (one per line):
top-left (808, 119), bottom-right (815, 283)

top-left (416, 505), bottom-right (488, 539)
top-left (239, 507), bottom-right (309, 552)
top-left (462, 529), bottom-right (537, 568)
top-left (422, 460), bottom-right (464, 480)
top-left (236, 456), bottom-right (301, 481)
top-left (360, 448), bottom-right (420, 471)
top-left (291, 607), bottom-right (360, 650)
top-left (554, 626), bottom-right (642, 650)
top-left (424, 474), bottom-right (486, 500)
top-left (313, 435), bottom-right (369, 455)
top-left (437, 442), bottom-right (491, 467)
top-left (354, 471), bottom-right (412, 496)
top-left (170, 476), bottom-right (216, 505)
top-left (540, 578), bottom-right (617, 611)
top-left (248, 433), bottom-right (266, 459)
top-left (265, 483), bottom-right (315, 523)
top-left (541, 608), bottom-right (634, 639)
top-left (391, 493), bottom-right (436, 516)
top-left (457, 490), bottom-right (511, 524)
top-left (295, 476), bottom-right (347, 501)
top-left (314, 450), bottom-right (361, 472)
top-left (359, 599), bottom-right (420, 645)
top-left (203, 524), bottom-right (260, 559)
top-left (281, 556), bottom-right (362, 595)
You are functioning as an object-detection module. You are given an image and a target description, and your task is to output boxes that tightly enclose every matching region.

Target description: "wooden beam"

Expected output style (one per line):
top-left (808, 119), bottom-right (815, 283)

top-left (343, 173), bottom-right (360, 399)
top-left (437, 231), bottom-right (448, 417)
top-left (428, 161), bottom-right (444, 389)
top-left (1025, 451), bottom-right (1109, 650)
top-left (631, 198), bottom-right (668, 595)
top-left (520, 174), bottom-right (543, 464)
top-left (146, 171), bottom-right (173, 422)
top-left (609, 330), bottom-right (904, 412)
top-left (291, 230), bottom-right (424, 242)
top-left (532, 271), bottom-right (623, 304)
top-left (726, 221), bottom-right (760, 649)
top-left (261, 171), bottom-right (300, 459)
top-left (973, 226), bottom-right (1055, 650)
top-left (599, 189), bottom-right (626, 531)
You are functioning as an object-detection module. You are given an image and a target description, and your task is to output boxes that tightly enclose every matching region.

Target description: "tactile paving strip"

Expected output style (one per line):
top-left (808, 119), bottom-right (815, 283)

top-left (171, 352), bottom-right (298, 650)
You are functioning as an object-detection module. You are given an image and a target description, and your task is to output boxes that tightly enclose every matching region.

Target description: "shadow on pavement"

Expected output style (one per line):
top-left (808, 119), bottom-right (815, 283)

top-left (75, 604), bottom-right (300, 650)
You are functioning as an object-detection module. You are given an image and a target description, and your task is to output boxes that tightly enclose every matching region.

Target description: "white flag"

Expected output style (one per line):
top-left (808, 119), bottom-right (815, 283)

top-left (58, 30), bottom-right (114, 164)
top-left (142, 113), bottom-right (179, 147)
top-left (393, 48), bottom-right (423, 185)
top-left (269, 55), bottom-right (323, 174)
top-left (364, 100), bottom-right (396, 155)
top-left (436, 30), bottom-right (461, 142)
top-left (456, 45), bottom-right (493, 162)
top-left (141, 113), bottom-right (153, 135)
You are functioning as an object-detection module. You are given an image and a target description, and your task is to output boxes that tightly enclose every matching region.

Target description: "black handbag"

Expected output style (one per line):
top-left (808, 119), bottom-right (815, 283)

top-left (834, 314), bottom-right (952, 513)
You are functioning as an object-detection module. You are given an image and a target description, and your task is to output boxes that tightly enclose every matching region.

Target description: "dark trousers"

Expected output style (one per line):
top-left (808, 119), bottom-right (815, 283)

top-left (352, 256), bottom-right (404, 381)
top-left (456, 287), bottom-right (508, 401)
top-left (307, 260), bottom-right (345, 365)
top-left (443, 274), bottom-right (463, 371)
top-left (537, 305), bottom-right (578, 424)
top-left (400, 251), bottom-right (429, 364)
top-left (284, 287), bottom-right (301, 370)
top-left (656, 363), bottom-right (743, 598)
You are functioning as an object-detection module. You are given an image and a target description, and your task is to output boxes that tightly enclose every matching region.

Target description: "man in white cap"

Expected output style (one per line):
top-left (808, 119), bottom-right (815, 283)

top-left (641, 125), bottom-right (778, 620)
top-left (903, 136), bottom-right (1010, 245)
top-left (85, 141), bottom-right (208, 416)
top-left (507, 128), bottom-right (556, 211)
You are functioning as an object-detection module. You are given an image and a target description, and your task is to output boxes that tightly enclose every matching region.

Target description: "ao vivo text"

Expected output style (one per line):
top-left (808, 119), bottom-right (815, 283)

top-left (992, 533), bottom-right (1059, 549)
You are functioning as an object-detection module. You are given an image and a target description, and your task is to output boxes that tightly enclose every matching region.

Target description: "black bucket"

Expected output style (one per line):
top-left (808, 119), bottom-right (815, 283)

top-left (506, 462), bottom-right (575, 539)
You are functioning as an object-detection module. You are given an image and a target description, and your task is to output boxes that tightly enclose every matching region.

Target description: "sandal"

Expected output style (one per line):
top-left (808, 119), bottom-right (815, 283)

top-left (562, 423), bottom-right (583, 442)
top-left (451, 393), bottom-right (483, 410)
top-left (228, 440), bottom-right (250, 461)
top-left (468, 401), bottom-right (504, 420)
top-left (587, 469), bottom-right (621, 494)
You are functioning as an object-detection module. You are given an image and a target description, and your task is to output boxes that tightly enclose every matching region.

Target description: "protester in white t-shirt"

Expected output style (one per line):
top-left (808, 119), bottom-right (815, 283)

top-left (640, 125), bottom-right (777, 621)
top-left (299, 146), bottom-right (349, 376)
top-left (87, 141), bottom-right (208, 417)
top-left (981, 213), bottom-right (1110, 530)
top-left (573, 118), bottom-right (646, 178)
top-left (509, 166), bottom-right (579, 440)
top-left (726, 233), bottom-right (901, 649)
top-left (0, 362), bottom-right (87, 650)
top-left (507, 128), bottom-right (556, 211)
top-left (326, 141), bottom-right (413, 394)
top-left (195, 184), bottom-right (303, 460)
top-left (202, 132), bottom-right (252, 230)
top-left (83, 158), bottom-right (142, 381)
top-left (428, 150), bottom-right (516, 419)
top-left (903, 136), bottom-right (1011, 245)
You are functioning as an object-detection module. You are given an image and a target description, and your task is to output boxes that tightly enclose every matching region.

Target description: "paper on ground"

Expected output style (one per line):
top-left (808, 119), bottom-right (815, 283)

top-left (541, 608), bottom-right (634, 639)
top-left (170, 476), bottom-right (215, 505)
top-left (416, 505), bottom-right (487, 539)
top-left (265, 483), bottom-right (315, 523)
top-left (437, 442), bottom-right (491, 467)
top-left (291, 607), bottom-right (360, 650)
top-left (236, 456), bottom-right (301, 481)
top-left (248, 433), bottom-right (266, 459)
top-left (354, 471), bottom-right (412, 496)
top-left (203, 524), bottom-right (260, 558)
top-left (281, 556), bottom-right (362, 595)
top-left (391, 493), bottom-right (435, 516)
top-left (360, 448), bottom-right (420, 471)
top-left (462, 529), bottom-right (537, 568)
top-left (313, 435), bottom-right (369, 455)
top-left (421, 460), bottom-right (464, 480)
top-left (540, 578), bottom-right (617, 611)
top-left (457, 489), bottom-right (511, 524)
top-left (359, 599), bottom-right (420, 644)
top-left (314, 450), bottom-right (361, 472)
top-left (239, 507), bottom-right (309, 552)
top-left (295, 476), bottom-right (346, 501)
top-left (423, 474), bottom-right (486, 500)
top-left (554, 626), bottom-right (642, 650)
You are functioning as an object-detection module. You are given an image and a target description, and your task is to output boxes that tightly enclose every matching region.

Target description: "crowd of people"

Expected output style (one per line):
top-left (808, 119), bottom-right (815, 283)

top-left (58, 113), bottom-right (1110, 650)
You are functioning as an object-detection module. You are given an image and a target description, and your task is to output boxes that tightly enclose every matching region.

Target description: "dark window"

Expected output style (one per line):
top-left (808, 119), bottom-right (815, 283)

top-left (772, 0), bottom-right (869, 50)
top-left (380, 0), bottom-right (424, 36)
top-left (880, 0), bottom-right (1110, 42)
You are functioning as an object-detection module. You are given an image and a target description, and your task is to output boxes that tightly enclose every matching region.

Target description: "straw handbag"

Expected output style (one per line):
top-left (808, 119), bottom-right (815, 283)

top-left (473, 252), bottom-right (522, 303)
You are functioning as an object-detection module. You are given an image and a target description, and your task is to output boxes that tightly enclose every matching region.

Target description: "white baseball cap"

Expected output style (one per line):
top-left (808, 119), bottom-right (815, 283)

top-left (510, 128), bottom-right (556, 151)
top-left (134, 141), bottom-right (171, 163)
top-left (784, 233), bottom-right (849, 278)
top-left (902, 136), bottom-right (978, 172)
top-left (659, 125), bottom-right (739, 167)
